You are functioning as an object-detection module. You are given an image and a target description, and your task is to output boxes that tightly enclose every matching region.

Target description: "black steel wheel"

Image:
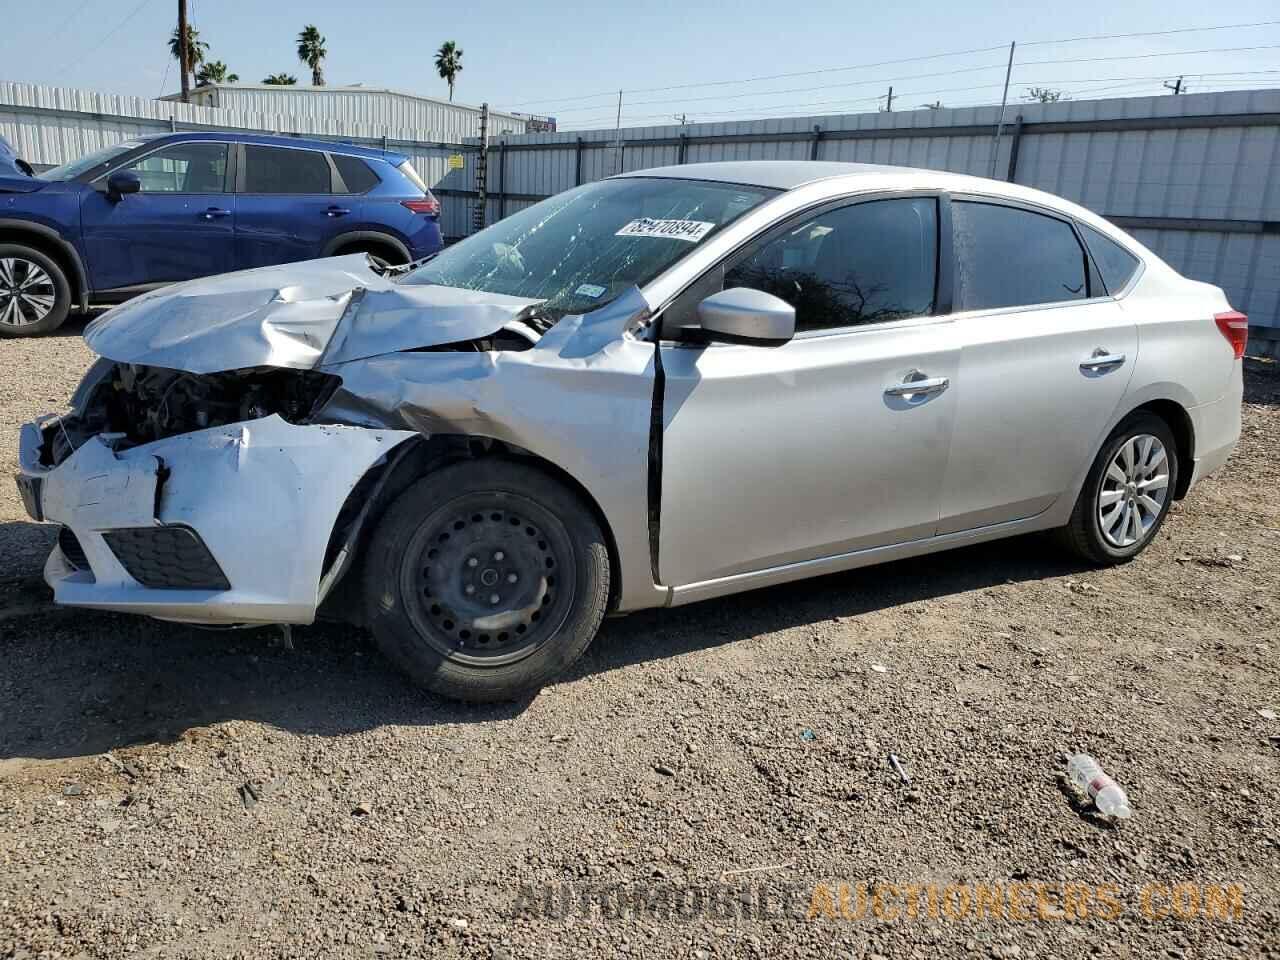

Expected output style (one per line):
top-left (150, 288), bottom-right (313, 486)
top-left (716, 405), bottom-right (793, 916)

top-left (364, 459), bottom-right (610, 702)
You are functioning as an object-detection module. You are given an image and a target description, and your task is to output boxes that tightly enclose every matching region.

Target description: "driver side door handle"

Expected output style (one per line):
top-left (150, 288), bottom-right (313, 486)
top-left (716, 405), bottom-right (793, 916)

top-left (885, 374), bottom-right (950, 399)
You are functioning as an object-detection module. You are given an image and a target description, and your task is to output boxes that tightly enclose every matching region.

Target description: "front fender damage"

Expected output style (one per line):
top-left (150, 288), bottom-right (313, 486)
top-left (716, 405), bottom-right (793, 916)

top-left (314, 287), bottom-right (663, 613)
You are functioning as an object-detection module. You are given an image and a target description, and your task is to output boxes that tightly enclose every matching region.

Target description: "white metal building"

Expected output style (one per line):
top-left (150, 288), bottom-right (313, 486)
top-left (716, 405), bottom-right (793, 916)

top-left (166, 83), bottom-right (527, 142)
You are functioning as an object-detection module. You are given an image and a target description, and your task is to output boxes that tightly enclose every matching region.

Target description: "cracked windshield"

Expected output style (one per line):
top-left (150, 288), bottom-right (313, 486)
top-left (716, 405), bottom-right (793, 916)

top-left (402, 177), bottom-right (776, 317)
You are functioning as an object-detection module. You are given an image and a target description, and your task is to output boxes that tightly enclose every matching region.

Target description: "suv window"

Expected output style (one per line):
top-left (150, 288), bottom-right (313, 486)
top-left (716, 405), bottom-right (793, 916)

top-left (724, 197), bottom-right (938, 332)
top-left (332, 154), bottom-right (379, 194)
top-left (1079, 223), bottom-right (1140, 295)
top-left (242, 145), bottom-right (332, 194)
top-left (953, 201), bottom-right (1088, 311)
top-left (118, 141), bottom-right (227, 193)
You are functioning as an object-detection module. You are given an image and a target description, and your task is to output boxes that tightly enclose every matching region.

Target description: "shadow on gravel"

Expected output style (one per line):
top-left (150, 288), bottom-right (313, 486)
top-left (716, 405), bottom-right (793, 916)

top-left (0, 530), bottom-right (1086, 762)
top-left (1244, 357), bottom-right (1280, 405)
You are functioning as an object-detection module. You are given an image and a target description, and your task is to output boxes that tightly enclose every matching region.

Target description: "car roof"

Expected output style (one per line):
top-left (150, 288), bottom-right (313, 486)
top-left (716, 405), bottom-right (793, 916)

top-left (149, 131), bottom-right (407, 166)
top-left (615, 160), bottom-right (1123, 233)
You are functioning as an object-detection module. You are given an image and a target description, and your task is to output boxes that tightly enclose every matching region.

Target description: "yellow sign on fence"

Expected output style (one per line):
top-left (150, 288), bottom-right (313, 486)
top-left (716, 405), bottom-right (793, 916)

top-left (448, 154), bottom-right (465, 170)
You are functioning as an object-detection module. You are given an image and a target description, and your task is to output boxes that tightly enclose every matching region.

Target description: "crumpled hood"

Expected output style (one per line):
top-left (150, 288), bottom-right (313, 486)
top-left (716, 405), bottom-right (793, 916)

top-left (83, 254), bottom-right (540, 375)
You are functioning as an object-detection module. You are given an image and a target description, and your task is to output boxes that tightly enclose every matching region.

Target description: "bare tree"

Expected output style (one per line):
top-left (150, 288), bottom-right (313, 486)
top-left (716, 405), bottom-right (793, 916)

top-left (1023, 87), bottom-right (1070, 104)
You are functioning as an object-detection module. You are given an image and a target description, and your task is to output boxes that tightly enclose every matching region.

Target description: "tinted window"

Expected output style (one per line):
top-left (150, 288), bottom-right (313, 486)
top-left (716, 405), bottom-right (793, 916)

top-left (333, 154), bottom-right (379, 194)
top-left (1080, 223), bottom-right (1140, 295)
top-left (953, 202), bottom-right (1088, 311)
top-left (242, 145), bottom-right (331, 194)
top-left (120, 142), bottom-right (227, 193)
top-left (725, 197), bottom-right (937, 332)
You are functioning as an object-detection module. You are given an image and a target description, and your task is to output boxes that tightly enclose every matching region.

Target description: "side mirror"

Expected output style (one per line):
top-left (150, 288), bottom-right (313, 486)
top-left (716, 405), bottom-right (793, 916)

top-left (106, 171), bottom-right (141, 202)
top-left (696, 287), bottom-right (795, 345)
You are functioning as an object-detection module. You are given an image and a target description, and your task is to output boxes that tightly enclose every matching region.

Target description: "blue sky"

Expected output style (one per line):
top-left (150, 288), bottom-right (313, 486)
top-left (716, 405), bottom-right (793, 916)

top-left (3, 0), bottom-right (1278, 128)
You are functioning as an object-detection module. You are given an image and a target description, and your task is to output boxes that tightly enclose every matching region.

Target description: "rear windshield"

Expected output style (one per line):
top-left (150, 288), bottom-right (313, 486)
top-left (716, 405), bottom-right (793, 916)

top-left (402, 177), bottom-right (776, 317)
top-left (396, 160), bottom-right (431, 195)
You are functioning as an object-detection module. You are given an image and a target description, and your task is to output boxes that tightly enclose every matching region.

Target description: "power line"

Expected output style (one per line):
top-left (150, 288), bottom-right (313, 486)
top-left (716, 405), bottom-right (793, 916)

top-left (569, 69), bottom-right (1280, 127)
top-left (54, 0), bottom-right (158, 79)
top-left (1021, 19), bottom-right (1280, 46)
top-left (502, 18), bottom-right (1280, 111)
top-left (551, 62), bottom-right (1008, 114)
top-left (1019, 42), bottom-right (1280, 68)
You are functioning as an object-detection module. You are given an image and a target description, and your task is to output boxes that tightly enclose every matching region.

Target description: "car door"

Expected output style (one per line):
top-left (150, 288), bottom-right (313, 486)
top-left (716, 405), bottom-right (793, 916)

top-left (658, 195), bottom-right (960, 587)
top-left (234, 144), bottom-right (349, 269)
top-left (79, 140), bottom-right (235, 293)
top-left (935, 198), bottom-right (1138, 534)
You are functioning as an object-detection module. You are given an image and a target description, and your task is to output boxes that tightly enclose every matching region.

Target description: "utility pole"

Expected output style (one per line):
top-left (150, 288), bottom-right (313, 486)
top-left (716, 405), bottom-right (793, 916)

top-left (1163, 76), bottom-right (1184, 95)
top-left (612, 90), bottom-right (624, 174)
top-left (178, 0), bottom-right (190, 103)
top-left (673, 113), bottom-right (688, 125)
top-left (880, 86), bottom-right (894, 112)
top-left (988, 40), bottom-right (1016, 178)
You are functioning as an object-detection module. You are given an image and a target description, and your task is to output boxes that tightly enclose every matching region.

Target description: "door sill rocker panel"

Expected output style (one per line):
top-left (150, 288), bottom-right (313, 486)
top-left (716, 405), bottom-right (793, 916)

top-left (667, 512), bottom-right (1055, 607)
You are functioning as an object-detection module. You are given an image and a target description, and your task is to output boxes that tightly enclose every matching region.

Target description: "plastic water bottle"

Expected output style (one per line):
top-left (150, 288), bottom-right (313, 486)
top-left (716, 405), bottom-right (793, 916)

top-left (1066, 754), bottom-right (1132, 819)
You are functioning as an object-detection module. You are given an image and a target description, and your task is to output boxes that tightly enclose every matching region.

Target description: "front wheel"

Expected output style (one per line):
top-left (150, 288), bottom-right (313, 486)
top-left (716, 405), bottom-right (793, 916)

top-left (0, 244), bottom-right (72, 336)
top-left (363, 460), bottom-right (610, 702)
top-left (1057, 412), bottom-right (1179, 564)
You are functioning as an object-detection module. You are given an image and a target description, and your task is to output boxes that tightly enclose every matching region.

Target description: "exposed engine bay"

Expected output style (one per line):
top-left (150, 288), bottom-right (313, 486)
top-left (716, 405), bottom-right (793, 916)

top-left (42, 323), bottom-right (543, 467)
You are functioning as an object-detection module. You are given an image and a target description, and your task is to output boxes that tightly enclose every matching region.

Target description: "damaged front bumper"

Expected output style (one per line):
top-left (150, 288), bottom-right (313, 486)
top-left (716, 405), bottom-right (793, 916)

top-left (17, 414), bottom-right (415, 625)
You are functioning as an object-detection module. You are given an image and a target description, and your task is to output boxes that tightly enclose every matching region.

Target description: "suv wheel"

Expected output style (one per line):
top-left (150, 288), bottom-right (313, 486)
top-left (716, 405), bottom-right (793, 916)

top-left (363, 460), bottom-right (611, 703)
top-left (0, 244), bottom-right (71, 336)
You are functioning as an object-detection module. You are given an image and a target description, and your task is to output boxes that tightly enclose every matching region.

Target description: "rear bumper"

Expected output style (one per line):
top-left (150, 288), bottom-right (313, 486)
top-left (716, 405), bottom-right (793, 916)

top-left (1186, 363), bottom-right (1244, 490)
top-left (18, 414), bottom-right (415, 624)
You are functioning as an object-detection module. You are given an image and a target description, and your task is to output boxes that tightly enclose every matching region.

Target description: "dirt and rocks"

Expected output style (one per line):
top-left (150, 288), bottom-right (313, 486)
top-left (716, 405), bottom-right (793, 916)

top-left (1, 320), bottom-right (1278, 959)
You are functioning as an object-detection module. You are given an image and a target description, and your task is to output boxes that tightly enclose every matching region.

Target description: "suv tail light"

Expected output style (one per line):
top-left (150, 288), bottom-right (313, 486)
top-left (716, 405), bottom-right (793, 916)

top-left (1214, 311), bottom-right (1248, 359)
top-left (401, 197), bottom-right (440, 217)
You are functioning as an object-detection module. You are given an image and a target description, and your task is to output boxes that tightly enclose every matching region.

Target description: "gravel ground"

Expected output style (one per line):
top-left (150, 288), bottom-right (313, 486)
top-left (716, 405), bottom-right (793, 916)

top-left (1, 322), bottom-right (1278, 959)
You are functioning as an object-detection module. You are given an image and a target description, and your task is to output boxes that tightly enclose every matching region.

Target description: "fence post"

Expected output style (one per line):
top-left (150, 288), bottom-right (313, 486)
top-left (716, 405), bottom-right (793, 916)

top-left (574, 136), bottom-right (584, 186)
top-left (473, 104), bottom-right (489, 233)
top-left (1005, 115), bottom-right (1024, 183)
top-left (809, 124), bottom-right (824, 161)
top-left (677, 133), bottom-right (689, 164)
top-left (498, 140), bottom-right (507, 221)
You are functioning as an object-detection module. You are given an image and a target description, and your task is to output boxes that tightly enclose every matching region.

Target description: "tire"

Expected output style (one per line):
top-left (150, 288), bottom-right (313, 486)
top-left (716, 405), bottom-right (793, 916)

top-left (363, 459), bottom-right (611, 703)
top-left (1057, 412), bottom-right (1180, 565)
top-left (0, 244), bottom-right (72, 337)
top-left (337, 244), bottom-right (404, 270)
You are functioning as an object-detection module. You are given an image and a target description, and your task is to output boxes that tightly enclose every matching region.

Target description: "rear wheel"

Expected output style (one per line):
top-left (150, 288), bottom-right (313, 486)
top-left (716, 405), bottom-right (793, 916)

top-left (1058, 412), bottom-right (1179, 564)
top-left (0, 244), bottom-right (71, 336)
top-left (363, 460), bottom-right (610, 702)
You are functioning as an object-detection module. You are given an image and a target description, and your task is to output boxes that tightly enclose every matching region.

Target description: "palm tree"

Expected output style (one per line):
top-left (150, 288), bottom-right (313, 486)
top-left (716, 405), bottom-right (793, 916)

top-left (297, 25), bottom-right (327, 86)
top-left (262, 73), bottom-right (298, 85)
top-left (435, 41), bottom-right (463, 101)
top-left (168, 24), bottom-right (210, 91)
top-left (196, 61), bottom-right (238, 86)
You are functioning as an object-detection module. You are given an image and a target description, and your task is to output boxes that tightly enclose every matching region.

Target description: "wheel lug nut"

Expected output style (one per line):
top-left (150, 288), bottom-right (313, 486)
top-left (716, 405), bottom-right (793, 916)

top-left (507, 573), bottom-right (518, 583)
top-left (494, 551), bottom-right (505, 561)
top-left (490, 594), bottom-right (501, 605)
top-left (465, 585), bottom-right (475, 595)
top-left (467, 558), bottom-right (478, 568)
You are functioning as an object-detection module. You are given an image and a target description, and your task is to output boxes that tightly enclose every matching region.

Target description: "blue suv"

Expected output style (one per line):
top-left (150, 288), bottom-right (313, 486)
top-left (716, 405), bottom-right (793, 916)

top-left (0, 132), bottom-right (443, 336)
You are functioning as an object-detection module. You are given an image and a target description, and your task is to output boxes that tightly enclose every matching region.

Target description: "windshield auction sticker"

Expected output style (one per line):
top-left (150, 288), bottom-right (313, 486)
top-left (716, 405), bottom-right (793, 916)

top-left (615, 218), bottom-right (716, 242)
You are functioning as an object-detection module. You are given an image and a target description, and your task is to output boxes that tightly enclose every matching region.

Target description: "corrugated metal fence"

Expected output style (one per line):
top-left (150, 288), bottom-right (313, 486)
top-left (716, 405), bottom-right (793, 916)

top-left (2, 81), bottom-right (1277, 335)
top-left (480, 88), bottom-right (1280, 335)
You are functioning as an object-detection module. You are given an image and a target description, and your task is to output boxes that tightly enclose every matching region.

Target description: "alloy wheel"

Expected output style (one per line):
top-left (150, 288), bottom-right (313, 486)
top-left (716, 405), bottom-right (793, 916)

top-left (0, 257), bottom-right (57, 328)
top-left (1098, 434), bottom-right (1170, 548)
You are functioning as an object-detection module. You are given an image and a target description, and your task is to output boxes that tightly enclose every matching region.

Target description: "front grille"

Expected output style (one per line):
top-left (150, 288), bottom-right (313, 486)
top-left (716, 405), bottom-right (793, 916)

top-left (102, 526), bottom-right (231, 591)
top-left (58, 526), bottom-right (89, 571)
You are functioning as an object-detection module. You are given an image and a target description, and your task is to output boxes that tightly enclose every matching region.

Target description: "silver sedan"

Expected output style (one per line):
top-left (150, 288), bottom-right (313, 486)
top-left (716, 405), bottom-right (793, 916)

top-left (16, 161), bottom-right (1245, 702)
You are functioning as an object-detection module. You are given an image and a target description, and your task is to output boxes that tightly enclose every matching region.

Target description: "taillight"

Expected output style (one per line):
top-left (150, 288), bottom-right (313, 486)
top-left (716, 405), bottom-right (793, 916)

top-left (1214, 311), bottom-right (1248, 359)
top-left (401, 197), bottom-right (440, 217)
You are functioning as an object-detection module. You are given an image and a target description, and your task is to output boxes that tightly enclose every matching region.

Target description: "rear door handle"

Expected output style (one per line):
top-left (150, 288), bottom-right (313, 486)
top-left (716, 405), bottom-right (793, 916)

top-left (326, 206), bottom-right (351, 217)
top-left (1080, 349), bottom-right (1126, 373)
top-left (884, 373), bottom-right (950, 399)
top-left (201, 207), bottom-right (231, 220)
